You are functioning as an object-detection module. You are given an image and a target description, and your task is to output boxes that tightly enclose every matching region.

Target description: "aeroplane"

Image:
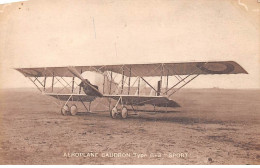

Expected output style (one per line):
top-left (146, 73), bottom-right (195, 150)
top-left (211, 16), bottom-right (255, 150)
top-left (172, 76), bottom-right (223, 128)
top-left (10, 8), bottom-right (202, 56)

top-left (15, 61), bottom-right (247, 119)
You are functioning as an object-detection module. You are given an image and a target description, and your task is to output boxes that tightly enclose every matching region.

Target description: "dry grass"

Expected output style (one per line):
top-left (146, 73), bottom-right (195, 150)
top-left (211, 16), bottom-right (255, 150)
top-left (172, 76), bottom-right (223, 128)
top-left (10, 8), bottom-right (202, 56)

top-left (0, 88), bottom-right (259, 164)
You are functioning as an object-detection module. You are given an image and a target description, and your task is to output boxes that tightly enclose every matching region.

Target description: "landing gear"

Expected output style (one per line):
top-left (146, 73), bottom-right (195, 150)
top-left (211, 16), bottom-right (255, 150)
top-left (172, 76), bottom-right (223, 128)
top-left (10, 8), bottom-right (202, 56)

top-left (70, 104), bottom-right (78, 116)
top-left (61, 104), bottom-right (78, 116)
top-left (110, 106), bottom-right (128, 119)
top-left (61, 104), bottom-right (70, 115)
top-left (60, 99), bottom-right (92, 116)
top-left (109, 96), bottom-right (128, 119)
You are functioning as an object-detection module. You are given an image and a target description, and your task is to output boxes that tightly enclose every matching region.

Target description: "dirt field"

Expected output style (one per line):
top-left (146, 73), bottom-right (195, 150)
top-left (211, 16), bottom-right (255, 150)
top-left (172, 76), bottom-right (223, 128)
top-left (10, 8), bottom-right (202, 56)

top-left (0, 88), bottom-right (259, 165)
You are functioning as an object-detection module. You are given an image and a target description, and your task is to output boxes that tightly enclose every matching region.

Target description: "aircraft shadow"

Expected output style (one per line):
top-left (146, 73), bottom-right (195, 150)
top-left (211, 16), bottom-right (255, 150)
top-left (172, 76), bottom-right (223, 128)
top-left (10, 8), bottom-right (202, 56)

top-left (128, 109), bottom-right (181, 113)
top-left (76, 111), bottom-right (225, 125)
top-left (131, 115), bottom-right (225, 125)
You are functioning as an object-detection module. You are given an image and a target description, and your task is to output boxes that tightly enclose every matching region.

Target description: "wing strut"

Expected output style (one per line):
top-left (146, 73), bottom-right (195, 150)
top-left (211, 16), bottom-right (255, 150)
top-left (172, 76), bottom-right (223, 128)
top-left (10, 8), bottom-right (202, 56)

top-left (168, 74), bottom-right (200, 97)
top-left (164, 63), bottom-right (208, 96)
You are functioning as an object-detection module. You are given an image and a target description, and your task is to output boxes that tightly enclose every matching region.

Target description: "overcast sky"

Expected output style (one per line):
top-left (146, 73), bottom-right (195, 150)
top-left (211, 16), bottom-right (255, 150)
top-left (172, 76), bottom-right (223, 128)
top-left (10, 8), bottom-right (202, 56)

top-left (0, 0), bottom-right (259, 89)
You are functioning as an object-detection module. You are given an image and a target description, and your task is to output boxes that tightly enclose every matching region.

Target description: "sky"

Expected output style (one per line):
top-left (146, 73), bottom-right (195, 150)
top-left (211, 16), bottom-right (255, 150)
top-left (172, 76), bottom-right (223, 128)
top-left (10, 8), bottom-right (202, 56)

top-left (0, 0), bottom-right (259, 89)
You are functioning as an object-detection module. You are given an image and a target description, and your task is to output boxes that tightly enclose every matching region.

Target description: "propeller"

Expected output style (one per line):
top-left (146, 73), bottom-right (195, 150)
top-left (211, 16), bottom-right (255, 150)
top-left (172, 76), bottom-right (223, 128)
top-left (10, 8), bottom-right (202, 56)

top-left (67, 67), bottom-right (103, 97)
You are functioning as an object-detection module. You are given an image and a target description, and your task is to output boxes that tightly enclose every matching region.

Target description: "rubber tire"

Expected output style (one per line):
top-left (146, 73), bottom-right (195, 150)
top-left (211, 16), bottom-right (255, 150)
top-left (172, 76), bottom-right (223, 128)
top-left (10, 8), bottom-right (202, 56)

top-left (61, 105), bottom-right (70, 116)
top-left (70, 104), bottom-right (78, 116)
top-left (110, 107), bottom-right (117, 119)
top-left (121, 106), bottom-right (128, 119)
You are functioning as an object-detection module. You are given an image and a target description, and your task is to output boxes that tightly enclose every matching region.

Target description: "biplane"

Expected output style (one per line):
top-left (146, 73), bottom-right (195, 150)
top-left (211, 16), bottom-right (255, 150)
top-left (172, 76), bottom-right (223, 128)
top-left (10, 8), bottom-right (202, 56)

top-left (15, 61), bottom-right (247, 119)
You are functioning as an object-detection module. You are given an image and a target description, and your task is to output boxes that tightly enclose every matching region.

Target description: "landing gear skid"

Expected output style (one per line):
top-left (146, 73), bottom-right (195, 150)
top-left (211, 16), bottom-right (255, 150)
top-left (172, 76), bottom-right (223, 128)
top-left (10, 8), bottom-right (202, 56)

top-left (61, 96), bottom-right (130, 119)
top-left (60, 95), bottom-right (92, 116)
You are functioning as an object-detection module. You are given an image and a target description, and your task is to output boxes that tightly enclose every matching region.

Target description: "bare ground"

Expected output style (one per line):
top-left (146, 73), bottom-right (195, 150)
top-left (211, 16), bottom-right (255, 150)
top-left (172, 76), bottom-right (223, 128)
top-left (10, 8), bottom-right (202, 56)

top-left (0, 88), bottom-right (259, 165)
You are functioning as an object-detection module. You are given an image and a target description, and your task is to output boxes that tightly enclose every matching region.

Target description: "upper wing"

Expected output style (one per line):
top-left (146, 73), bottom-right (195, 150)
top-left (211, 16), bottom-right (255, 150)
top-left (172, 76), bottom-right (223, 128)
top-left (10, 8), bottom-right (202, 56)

top-left (104, 95), bottom-right (180, 107)
top-left (15, 61), bottom-right (247, 77)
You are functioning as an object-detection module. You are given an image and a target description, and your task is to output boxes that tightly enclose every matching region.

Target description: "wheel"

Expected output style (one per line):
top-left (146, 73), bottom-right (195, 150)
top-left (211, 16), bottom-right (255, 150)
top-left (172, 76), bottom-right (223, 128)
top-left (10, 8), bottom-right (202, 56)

top-left (61, 105), bottom-right (70, 116)
top-left (70, 104), bottom-right (78, 116)
top-left (121, 106), bottom-right (128, 119)
top-left (110, 107), bottom-right (117, 119)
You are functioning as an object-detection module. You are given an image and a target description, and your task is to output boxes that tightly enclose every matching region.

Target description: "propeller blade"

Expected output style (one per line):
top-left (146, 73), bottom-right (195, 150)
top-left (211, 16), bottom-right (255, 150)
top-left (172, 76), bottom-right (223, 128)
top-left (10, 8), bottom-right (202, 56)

top-left (67, 67), bottom-right (103, 97)
top-left (67, 67), bottom-right (85, 81)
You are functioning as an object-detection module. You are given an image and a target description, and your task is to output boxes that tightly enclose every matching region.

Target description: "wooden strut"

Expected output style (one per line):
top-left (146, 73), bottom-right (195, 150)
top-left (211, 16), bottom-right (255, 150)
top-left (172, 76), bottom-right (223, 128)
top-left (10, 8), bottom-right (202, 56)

top-left (121, 68), bottom-right (124, 94)
top-left (168, 74), bottom-right (199, 97)
top-left (60, 76), bottom-right (72, 88)
top-left (161, 64), bottom-right (163, 87)
top-left (115, 96), bottom-right (122, 109)
top-left (164, 74), bottom-right (192, 94)
top-left (130, 104), bottom-right (137, 114)
top-left (109, 96), bottom-right (122, 113)
top-left (56, 78), bottom-right (73, 94)
top-left (79, 97), bottom-right (89, 112)
top-left (166, 69), bottom-right (169, 95)
top-left (140, 77), bottom-right (157, 93)
top-left (89, 102), bottom-right (92, 112)
top-left (34, 77), bottom-right (44, 87)
top-left (64, 94), bottom-right (73, 106)
top-left (164, 62), bottom-right (208, 95)
top-left (124, 64), bottom-right (164, 96)
top-left (128, 67), bottom-right (131, 95)
top-left (109, 72), bottom-right (112, 94)
top-left (79, 69), bottom-right (83, 94)
top-left (108, 71), bottom-right (113, 111)
top-left (43, 75), bottom-right (47, 91)
top-left (54, 76), bottom-right (70, 93)
top-left (51, 73), bottom-right (54, 92)
top-left (137, 77), bottom-right (140, 95)
top-left (28, 77), bottom-right (42, 92)
top-left (49, 75), bottom-right (80, 94)
top-left (72, 77), bottom-right (75, 93)
top-left (103, 74), bottom-right (105, 94)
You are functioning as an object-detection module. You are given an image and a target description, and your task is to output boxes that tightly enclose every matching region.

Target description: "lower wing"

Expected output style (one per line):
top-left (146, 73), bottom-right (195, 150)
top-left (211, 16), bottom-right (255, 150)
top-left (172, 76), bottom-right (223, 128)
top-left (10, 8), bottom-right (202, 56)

top-left (45, 93), bottom-right (180, 107)
top-left (103, 95), bottom-right (180, 107)
top-left (45, 93), bottom-right (96, 102)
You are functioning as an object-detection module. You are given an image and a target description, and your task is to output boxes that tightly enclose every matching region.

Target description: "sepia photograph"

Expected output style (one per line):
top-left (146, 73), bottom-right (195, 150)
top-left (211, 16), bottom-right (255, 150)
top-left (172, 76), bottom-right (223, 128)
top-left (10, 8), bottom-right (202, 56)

top-left (0, 0), bottom-right (259, 165)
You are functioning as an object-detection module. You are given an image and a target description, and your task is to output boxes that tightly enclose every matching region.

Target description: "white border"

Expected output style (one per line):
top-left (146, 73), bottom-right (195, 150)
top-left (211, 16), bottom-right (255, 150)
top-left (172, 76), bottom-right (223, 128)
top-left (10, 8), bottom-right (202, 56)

top-left (0, 0), bottom-right (27, 5)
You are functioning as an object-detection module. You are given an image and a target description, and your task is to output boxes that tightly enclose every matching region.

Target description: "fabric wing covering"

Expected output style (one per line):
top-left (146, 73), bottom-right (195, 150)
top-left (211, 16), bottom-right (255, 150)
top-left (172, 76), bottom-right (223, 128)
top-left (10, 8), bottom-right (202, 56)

top-left (46, 93), bottom-right (96, 102)
top-left (103, 95), bottom-right (180, 107)
top-left (15, 61), bottom-right (247, 77)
